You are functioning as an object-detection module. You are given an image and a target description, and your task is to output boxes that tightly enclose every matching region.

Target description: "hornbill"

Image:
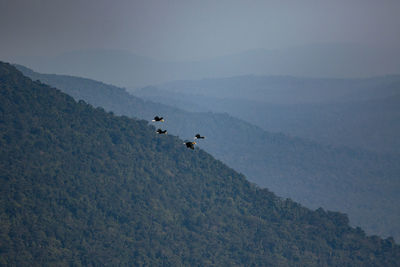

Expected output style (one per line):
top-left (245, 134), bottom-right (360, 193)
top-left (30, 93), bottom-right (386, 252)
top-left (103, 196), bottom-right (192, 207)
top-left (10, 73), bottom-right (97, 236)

top-left (152, 116), bottom-right (164, 122)
top-left (194, 134), bottom-right (205, 139)
top-left (183, 141), bottom-right (196, 150)
top-left (156, 129), bottom-right (167, 134)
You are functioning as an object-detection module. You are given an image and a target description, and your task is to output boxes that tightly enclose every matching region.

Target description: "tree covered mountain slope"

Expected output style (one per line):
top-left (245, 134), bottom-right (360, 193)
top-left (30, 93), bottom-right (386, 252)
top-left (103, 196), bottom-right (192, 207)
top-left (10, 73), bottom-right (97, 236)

top-left (16, 64), bottom-right (400, 242)
top-left (2, 62), bottom-right (400, 265)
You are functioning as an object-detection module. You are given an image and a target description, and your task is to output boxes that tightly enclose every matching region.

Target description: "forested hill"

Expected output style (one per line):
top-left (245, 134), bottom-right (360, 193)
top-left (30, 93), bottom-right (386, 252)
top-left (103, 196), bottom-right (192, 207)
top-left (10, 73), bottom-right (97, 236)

top-left (1, 62), bottom-right (400, 265)
top-left (16, 64), bottom-right (400, 242)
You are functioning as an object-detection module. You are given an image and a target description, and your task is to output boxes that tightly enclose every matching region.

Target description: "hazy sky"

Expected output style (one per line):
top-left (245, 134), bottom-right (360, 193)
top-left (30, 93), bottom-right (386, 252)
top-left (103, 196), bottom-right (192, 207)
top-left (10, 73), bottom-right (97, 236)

top-left (1, 0), bottom-right (400, 61)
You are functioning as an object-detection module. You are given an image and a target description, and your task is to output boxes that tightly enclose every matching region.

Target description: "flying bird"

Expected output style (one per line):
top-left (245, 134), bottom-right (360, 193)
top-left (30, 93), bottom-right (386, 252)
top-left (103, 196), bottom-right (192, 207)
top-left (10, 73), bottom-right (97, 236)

top-left (152, 116), bottom-right (164, 122)
top-left (156, 129), bottom-right (167, 134)
top-left (194, 134), bottom-right (205, 139)
top-left (184, 141), bottom-right (196, 150)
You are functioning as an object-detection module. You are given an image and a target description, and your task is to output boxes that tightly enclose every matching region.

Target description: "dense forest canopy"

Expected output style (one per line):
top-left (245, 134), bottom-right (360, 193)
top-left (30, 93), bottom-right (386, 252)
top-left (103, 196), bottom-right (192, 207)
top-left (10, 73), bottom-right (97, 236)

top-left (1, 61), bottom-right (400, 265)
top-left (16, 64), bottom-right (400, 242)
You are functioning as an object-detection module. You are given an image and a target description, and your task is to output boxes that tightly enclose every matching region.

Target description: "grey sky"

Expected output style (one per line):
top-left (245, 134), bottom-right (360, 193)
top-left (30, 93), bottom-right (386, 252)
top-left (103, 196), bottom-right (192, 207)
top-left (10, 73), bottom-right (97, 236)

top-left (1, 0), bottom-right (400, 61)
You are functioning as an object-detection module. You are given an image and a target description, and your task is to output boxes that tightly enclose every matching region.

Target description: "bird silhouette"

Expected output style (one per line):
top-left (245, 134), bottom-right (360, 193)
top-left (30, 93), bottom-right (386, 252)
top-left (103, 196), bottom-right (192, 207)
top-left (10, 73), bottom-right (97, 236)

top-left (194, 134), bottom-right (205, 139)
top-left (156, 129), bottom-right (167, 134)
top-left (152, 116), bottom-right (164, 122)
top-left (183, 141), bottom-right (196, 150)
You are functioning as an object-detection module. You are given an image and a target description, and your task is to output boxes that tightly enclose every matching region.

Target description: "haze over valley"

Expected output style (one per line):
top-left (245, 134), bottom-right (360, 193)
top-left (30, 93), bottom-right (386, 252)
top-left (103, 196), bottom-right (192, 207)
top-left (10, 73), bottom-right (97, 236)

top-left (133, 74), bottom-right (400, 153)
top-left (1, 0), bottom-right (400, 265)
top-left (8, 44), bottom-right (400, 88)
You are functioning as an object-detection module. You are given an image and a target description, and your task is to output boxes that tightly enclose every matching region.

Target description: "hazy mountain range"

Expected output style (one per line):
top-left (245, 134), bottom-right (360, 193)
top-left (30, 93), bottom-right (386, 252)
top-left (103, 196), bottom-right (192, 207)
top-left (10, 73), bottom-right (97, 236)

top-left (132, 75), bottom-right (400, 153)
top-left (2, 61), bottom-right (400, 265)
top-left (16, 64), bottom-right (400, 241)
top-left (12, 43), bottom-right (400, 88)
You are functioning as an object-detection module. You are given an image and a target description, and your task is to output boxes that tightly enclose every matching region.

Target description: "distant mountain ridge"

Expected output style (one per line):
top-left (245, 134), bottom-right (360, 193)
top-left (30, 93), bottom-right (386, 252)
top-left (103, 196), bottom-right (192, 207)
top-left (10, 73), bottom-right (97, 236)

top-left (2, 61), bottom-right (400, 265)
top-left (16, 64), bottom-right (400, 242)
top-left (134, 74), bottom-right (400, 153)
top-left (153, 74), bottom-right (400, 104)
top-left (10, 43), bottom-right (400, 87)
